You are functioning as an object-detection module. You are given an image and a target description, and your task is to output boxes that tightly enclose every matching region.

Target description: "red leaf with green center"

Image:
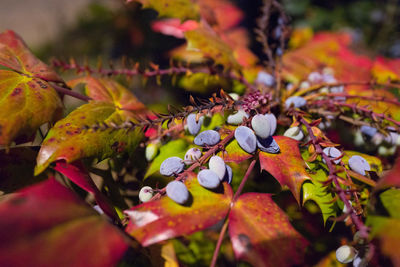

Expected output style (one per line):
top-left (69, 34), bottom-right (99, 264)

top-left (0, 70), bottom-right (63, 145)
top-left (0, 30), bottom-right (62, 82)
top-left (127, 0), bottom-right (200, 21)
top-left (228, 193), bottom-right (308, 267)
top-left (0, 178), bottom-right (128, 267)
top-left (185, 24), bottom-right (241, 70)
top-left (124, 172), bottom-right (233, 246)
top-left (259, 136), bottom-right (311, 203)
top-left (35, 77), bottom-right (147, 174)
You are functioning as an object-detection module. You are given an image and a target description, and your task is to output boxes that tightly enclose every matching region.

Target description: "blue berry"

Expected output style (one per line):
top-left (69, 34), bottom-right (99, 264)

top-left (348, 155), bottom-right (371, 175)
top-left (194, 130), bottom-right (220, 146)
top-left (197, 169), bottom-right (221, 189)
top-left (160, 157), bottom-right (185, 176)
top-left (166, 181), bottom-right (189, 204)
top-left (223, 165), bottom-right (233, 184)
top-left (257, 136), bottom-right (280, 153)
top-left (187, 113), bottom-right (203, 135)
top-left (235, 126), bottom-right (257, 154)
top-left (285, 96), bottom-right (306, 109)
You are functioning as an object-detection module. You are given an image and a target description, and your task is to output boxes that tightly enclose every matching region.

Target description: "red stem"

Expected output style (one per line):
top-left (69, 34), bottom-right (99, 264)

top-left (299, 116), bottom-right (369, 239)
top-left (52, 59), bottom-right (258, 91)
top-left (210, 218), bottom-right (229, 267)
top-left (51, 83), bottom-right (92, 102)
top-left (149, 130), bottom-right (236, 201)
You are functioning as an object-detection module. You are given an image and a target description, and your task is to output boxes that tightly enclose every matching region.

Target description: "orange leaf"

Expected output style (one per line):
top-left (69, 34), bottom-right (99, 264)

top-left (259, 136), bottom-right (311, 203)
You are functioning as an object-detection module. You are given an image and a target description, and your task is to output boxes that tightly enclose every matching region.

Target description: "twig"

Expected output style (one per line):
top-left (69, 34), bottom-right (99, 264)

top-left (51, 83), bottom-right (92, 102)
top-left (232, 159), bottom-right (257, 202)
top-left (298, 116), bottom-right (369, 239)
top-left (210, 218), bottom-right (229, 267)
top-left (149, 130), bottom-right (236, 201)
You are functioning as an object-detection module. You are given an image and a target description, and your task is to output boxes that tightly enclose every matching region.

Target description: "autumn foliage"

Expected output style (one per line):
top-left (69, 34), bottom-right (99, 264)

top-left (1, 0), bottom-right (400, 266)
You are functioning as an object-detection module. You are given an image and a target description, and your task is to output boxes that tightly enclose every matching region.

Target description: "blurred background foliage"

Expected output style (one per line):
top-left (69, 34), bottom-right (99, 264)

top-left (31, 0), bottom-right (400, 110)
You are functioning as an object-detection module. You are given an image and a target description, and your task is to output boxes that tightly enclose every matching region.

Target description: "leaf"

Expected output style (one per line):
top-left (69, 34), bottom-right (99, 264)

top-left (0, 147), bottom-right (46, 193)
top-left (218, 139), bottom-right (253, 163)
top-left (0, 30), bottom-right (62, 82)
top-left (301, 150), bottom-right (338, 224)
top-left (302, 170), bottom-right (337, 224)
top-left (124, 172), bottom-right (233, 246)
top-left (372, 56), bottom-right (400, 83)
top-left (54, 161), bottom-right (119, 221)
top-left (145, 139), bottom-right (190, 178)
top-left (228, 193), bottom-right (308, 267)
top-left (198, 0), bottom-right (243, 31)
top-left (35, 77), bottom-right (147, 175)
top-left (376, 158), bottom-right (400, 189)
top-left (259, 136), bottom-right (311, 203)
top-left (185, 24), bottom-right (241, 70)
top-left (178, 73), bottom-right (230, 93)
top-left (35, 101), bottom-right (143, 175)
top-left (0, 178), bottom-right (128, 267)
top-left (367, 189), bottom-right (400, 266)
top-left (151, 19), bottom-right (199, 39)
top-left (127, 0), bottom-right (200, 21)
top-left (283, 32), bottom-right (372, 89)
top-left (68, 76), bottom-right (147, 113)
top-left (0, 70), bottom-right (63, 145)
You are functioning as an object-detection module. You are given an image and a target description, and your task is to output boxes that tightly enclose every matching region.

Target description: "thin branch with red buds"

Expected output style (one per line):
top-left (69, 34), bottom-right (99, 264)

top-left (298, 116), bottom-right (369, 239)
top-left (310, 99), bottom-right (400, 127)
top-left (52, 59), bottom-right (258, 91)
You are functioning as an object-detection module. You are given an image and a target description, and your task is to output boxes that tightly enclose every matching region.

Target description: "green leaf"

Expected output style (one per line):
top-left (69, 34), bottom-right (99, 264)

top-left (200, 113), bottom-right (225, 132)
top-left (259, 136), bottom-right (311, 203)
top-left (145, 139), bottom-right (190, 178)
top-left (301, 150), bottom-right (338, 224)
top-left (127, 0), bottom-right (199, 21)
top-left (0, 70), bottom-right (62, 145)
top-left (35, 101), bottom-right (143, 175)
top-left (228, 193), bottom-right (308, 266)
top-left (178, 73), bottom-right (230, 93)
top-left (185, 24), bottom-right (241, 70)
top-left (367, 189), bottom-right (400, 266)
top-left (35, 77), bottom-right (147, 175)
top-left (124, 172), bottom-right (233, 246)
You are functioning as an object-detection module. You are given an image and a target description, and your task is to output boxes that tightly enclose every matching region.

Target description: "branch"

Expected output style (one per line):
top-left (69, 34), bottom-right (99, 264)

top-left (298, 115), bottom-right (369, 239)
top-left (52, 59), bottom-right (258, 91)
top-left (149, 130), bottom-right (236, 201)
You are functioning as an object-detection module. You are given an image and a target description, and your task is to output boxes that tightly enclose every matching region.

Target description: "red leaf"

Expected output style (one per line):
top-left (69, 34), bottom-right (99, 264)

top-left (151, 19), bottom-right (199, 38)
top-left (0, 178), bottom-right (128, 267)
top-left (376, 158), bottom-right (400, 190)
top-left (124, 172), bottom-right (233, 246)
top-left (228, 193), bottom-right (308, 267)
top-left (0, 30), bottom-right (62, 82)
top-left (259, 136), bottom-right (311, 203)
top-left (54, 161), bottom-right (119, 222)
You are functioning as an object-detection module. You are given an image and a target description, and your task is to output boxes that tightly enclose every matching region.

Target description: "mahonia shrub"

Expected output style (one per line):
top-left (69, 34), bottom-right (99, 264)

top-left (1, 0), bottom-right (400, 266)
